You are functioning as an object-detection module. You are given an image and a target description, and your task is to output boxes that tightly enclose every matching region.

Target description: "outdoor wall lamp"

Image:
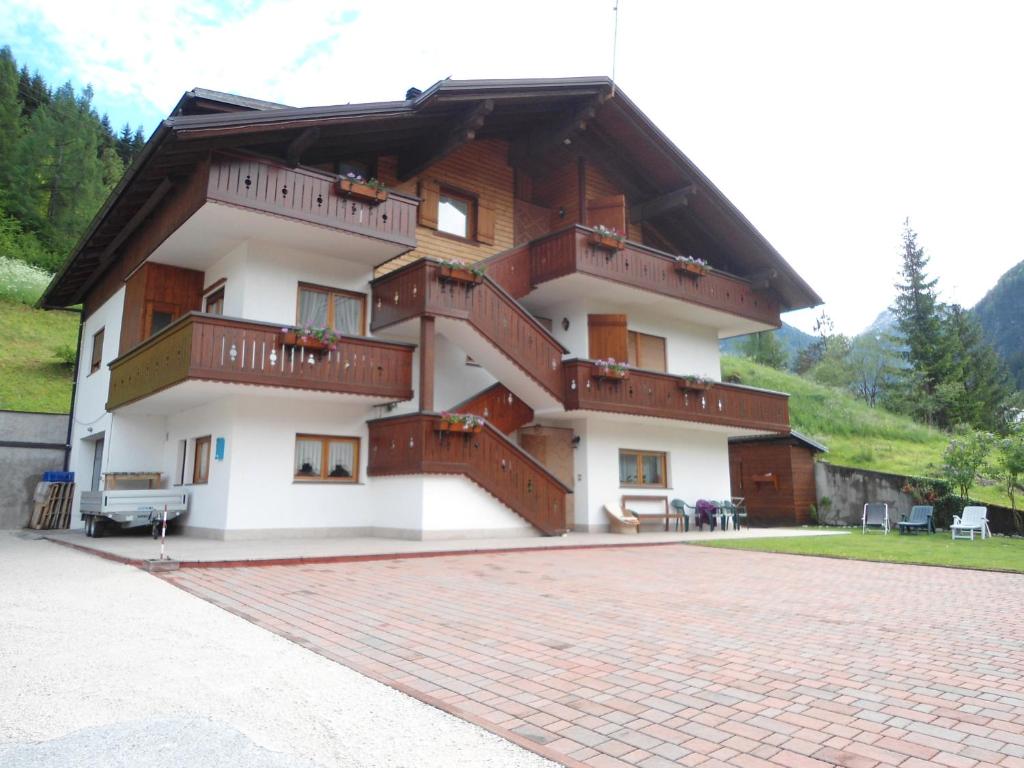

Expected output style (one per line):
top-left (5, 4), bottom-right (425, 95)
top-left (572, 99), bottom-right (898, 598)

top-left (561, 317), bottom-right (570, 331)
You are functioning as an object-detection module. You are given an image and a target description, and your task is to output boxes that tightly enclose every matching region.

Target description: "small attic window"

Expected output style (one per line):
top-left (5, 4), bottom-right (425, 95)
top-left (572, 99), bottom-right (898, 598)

top-left (438, 188), bottom-right (476, 239)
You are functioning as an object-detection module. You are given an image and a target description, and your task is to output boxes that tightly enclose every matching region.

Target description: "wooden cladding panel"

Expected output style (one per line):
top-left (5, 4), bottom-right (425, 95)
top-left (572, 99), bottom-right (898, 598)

top-left (454, 383), bottom-right (534, 435)
top-left (728, 441), bottom-right (816, 525)
top-left (119, 262), bottom-right (204, 354)
top-left (208, 154), bottom-right (416, 246)
top-left (371, 261), bottom-right (565, 401)
top-left (562, 359), bottom-right (790, 433)
top-left (585, 163), bottom-right (643, 243)
top-left (367, 413), bottom-right (568, 535)
top-left (376, 140), bottom-right (515, 274)
top-left (530, 227), bottom-right (782, 328)
top-left (586, 194), bottom-right (627, 234)
top-left (107, 313), bottom-right (414, 410)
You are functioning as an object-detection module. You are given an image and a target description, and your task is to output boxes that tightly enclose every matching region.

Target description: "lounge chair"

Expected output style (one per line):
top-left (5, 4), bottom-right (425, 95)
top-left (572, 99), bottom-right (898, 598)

top-left (897, 505), bottom-right (934, 535)
top-left (951, 506), bottom-right (990, 540)
top-left (604, 499), bottom-right (639, 534)
top-left (862, 502), bottom-right (889, 534)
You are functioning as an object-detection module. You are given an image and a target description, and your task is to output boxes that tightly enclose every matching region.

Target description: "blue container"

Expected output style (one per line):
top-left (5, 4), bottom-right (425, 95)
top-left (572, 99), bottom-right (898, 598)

top-left (42, 471), bottom-right (75, 483)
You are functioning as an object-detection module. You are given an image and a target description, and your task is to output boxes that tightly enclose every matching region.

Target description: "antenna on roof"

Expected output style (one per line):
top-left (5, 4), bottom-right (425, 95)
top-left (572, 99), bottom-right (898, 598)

top-left (610, 0), bottom-right (620, 97)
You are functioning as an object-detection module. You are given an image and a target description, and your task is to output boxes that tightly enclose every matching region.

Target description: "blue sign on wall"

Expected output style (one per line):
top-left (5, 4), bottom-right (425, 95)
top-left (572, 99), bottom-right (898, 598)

top-left (215, 437), bottom-right (225, 461)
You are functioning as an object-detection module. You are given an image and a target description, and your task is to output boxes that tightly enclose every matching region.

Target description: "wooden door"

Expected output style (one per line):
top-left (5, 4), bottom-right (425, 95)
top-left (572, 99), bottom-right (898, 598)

top-left (519, 425), bottom-right (575, 529)
top-left (588, 314), bottom-right (628, 361)
top-left (586, 194), bottom-right (626, 233)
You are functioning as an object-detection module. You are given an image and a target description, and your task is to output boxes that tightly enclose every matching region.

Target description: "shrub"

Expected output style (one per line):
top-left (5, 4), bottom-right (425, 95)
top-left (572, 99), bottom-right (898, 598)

top-left (0, 255), bottom-right (53, 305)
top-left (54, 343), bottom-right (77, 367)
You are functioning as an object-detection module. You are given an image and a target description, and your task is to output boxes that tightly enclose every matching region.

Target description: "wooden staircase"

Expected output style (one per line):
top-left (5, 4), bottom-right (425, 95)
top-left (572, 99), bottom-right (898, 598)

top-left (367, 412), bottom-right (569, 535)
top-left (451, 383), bottom-right (534, 435)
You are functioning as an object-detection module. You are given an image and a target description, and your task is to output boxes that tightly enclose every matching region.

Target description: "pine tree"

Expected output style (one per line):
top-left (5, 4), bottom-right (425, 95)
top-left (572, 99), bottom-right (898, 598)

top-left (937, 305), bottom-right (1012, 431)
top-left (739, 331), bottom-right (788, 369)
top-left (891, 219), bottom-right (949, 423)
top-left (0, 47), bottom-right (21, 204)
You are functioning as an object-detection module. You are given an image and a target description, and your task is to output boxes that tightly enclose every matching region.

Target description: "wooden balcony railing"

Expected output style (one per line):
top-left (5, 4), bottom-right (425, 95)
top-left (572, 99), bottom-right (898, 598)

top-left (519, 226), bottom-right (781, 327)
top-left (371, 259), bottom-right (567, 401)
top-left (452, 383), bottom-right (534, 435)
top-left (367, 412), bottom-right (570, 535)
top-left (107, 313), bottom-right (415, 410)
top-left (207, 153), bottom-right (417, 249)
top-left (562, 359), bottom-right (790, 433)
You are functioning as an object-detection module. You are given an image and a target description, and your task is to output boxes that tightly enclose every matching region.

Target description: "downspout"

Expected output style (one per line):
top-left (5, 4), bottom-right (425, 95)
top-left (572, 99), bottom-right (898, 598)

top-left (62, 308), bottom-right (84, 472)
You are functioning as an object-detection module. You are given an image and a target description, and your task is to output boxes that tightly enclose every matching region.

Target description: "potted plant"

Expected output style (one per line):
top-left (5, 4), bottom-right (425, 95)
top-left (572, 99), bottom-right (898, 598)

top-left (435, 412), bottom-right (485, 433)
top-left (587, 225), bottom-right (626, 252)
top-left (279, 325), bottom-right (341, 353)
top-left (436, 257), bottom-right (485, 285)
top-left (592, 358), bottom-right (630, 380)
top-left (678, 374), bottom-right (714, 392)
top-left (335, 172), bottom-right (389, 204)
top-left (673, 254), bottom-right (709, 276)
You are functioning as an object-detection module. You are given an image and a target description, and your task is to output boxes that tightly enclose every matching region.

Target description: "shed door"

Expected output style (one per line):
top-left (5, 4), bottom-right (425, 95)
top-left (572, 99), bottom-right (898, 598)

top-left (588, 314), bottom-right (628, 361)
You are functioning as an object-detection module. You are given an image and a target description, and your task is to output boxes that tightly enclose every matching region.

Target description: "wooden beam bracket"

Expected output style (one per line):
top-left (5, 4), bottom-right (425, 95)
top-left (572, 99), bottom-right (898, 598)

top-left (397, 99), bottom-right (494, 180)
top-left (285, 126), bottom-right (320, 167)
top-left (629, 184), bottom-right (698, 223)
top-left (508, 90), bottom-right (612, 168)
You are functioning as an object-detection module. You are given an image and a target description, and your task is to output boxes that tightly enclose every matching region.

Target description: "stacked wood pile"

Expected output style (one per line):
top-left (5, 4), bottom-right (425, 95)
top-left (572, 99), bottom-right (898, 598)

top-left (29, 482), bottom-right (74, 529)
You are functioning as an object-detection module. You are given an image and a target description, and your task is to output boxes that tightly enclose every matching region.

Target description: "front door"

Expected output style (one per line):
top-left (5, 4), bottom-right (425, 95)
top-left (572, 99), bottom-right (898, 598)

top-left (519, 426), bottom-right (575, 529)
top-left (91, 437), bottom-right (105, 491)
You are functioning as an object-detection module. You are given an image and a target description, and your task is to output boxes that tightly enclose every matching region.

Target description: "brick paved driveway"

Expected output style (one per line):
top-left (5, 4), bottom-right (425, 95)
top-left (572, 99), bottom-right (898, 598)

top-left (165, 546), bottom-right (1024, 768)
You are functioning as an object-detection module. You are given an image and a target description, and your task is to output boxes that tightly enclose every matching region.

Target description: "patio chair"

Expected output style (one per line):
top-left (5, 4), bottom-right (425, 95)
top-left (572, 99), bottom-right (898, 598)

top-left (717, 500), bottom-right (743, 531)
top-left (897, 505), bottom-right (934, 535)
top-left (731, 497), bottom-right (748, 530)
top-left (604, 499), bottom-right (639, 534)
top-left (862, 502), bottom-right (890, 534)
top-left (670, 499), bottom-right (693, 532)
top-left (951, 506), bottom-right (990, 540)
top-left (694, 499), bottom-right (718, 531)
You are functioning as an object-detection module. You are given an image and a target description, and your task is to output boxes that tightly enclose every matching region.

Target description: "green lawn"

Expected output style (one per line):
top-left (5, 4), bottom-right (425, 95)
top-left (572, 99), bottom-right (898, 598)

top-left (696, 530), bottom-right (1024, 573)
top-left (721, 355), bottom-right (1014, 508)
top-left (0, 298), bottom-right (78, 413)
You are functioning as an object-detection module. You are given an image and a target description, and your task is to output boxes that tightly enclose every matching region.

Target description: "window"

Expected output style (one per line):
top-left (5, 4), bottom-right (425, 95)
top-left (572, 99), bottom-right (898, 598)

top-left (437, 188), bottom-right (476, 239)
top-left (627, 331), bottom-right (667, 372)
top-left (294, 435), bottom-right (359, 483)
top-left (192, 435), bottom-right (212, 484)
top-left (619, 449), bottom-right (667, 488)
top-left (297, 284), bottom-right (366, 336)
top-left (149, 307), bottom-right (175, 336)
top-left (89, 328), bottom-right (105, 375)
top-left (204, 286), bottom-right (225, 315)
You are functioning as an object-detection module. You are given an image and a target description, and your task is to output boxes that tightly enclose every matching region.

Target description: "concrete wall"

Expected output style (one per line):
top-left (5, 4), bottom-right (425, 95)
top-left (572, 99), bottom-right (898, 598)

top-left (0, 410), bottom-right (70, 528)
top-left (813, 462), bottom-right (914, 526)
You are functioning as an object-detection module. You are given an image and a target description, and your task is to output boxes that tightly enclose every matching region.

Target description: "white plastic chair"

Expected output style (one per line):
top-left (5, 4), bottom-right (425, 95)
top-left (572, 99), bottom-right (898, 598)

top-left (951, 506), bottom-right (990, 540)
top-left (862, 502), bottom-right (889, 534)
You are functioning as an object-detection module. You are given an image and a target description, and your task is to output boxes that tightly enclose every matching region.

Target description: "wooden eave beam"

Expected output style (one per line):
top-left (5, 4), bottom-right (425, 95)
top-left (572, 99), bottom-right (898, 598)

top-left (396, 99), bottom-right (494, 181)
top-left (69, 177), bottom-right (174, 304)
top-left (629, 184), bottom-right (698, 223)
top-left (744, 267), bottom-right (778, 290)
top-left (508, 92), bottom-right (612, 168)
top-left (285, 126), bottom-right (320, 167)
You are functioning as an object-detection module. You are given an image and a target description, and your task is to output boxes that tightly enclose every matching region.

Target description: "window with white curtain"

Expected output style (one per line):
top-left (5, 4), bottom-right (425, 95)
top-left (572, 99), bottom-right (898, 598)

top-left (294, 434), bottom-right (359, 483)
top-left (297, 284), bottom-right (365, 336)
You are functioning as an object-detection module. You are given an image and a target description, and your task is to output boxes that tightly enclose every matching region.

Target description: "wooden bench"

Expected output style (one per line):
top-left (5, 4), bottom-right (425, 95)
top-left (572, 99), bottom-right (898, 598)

top-left (621, 495), bottom-right (685, 532)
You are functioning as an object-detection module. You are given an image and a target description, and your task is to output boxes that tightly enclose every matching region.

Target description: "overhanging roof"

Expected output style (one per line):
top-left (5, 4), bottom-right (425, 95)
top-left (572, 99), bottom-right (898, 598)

top-left (729, 429), bottom-right (828, 453)
top-left (40, 77), bottom-right (823, 312)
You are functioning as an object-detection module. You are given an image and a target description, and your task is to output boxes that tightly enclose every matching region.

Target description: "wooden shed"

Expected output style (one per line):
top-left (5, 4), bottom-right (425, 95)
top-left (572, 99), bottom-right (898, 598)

top-left (728, 432), bottom-right (827, 525)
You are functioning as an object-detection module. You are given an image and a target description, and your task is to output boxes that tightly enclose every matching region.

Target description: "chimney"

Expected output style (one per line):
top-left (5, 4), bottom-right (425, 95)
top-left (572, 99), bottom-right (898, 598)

top-left (405, 86), bottom-right (422, 100)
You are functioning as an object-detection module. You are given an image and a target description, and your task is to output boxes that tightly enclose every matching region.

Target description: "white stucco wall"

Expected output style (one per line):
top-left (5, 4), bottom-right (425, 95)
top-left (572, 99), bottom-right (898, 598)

top-left (541, 296), bottom-right (722, 380)
top-left (420, 476), bottom-right (535, 538)
top-left (67, 287), bottom-right (124, 527)
top-left (570, 416), bottom-right (732, 531)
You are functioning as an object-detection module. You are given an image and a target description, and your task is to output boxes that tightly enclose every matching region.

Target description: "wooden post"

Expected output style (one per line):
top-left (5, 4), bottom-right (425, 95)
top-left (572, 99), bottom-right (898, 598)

top-left (577, 156), bottom-right (587, 226)
top-left (419, 315), bottom-right (435, 412)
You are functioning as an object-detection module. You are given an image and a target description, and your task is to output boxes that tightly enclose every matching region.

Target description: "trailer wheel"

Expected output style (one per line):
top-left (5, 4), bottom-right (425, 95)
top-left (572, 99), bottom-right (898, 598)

top-left (84, 516), bottom-right (93, 537)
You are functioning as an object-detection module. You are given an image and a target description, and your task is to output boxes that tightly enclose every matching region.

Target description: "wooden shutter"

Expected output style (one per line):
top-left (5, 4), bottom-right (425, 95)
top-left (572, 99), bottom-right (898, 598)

top-left (588, 314), bottom-right (629, 361)
top-left (477, 201), bottom-right (495, 245)
top-left (417, 179), bottom-right (439, 228)
top-left (586, 194), bottom-right (626, 233)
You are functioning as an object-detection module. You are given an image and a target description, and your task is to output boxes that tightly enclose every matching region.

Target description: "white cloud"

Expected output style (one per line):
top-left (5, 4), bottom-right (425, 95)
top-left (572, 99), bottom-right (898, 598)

top-left (4, 0), bottom-right (1023, 334)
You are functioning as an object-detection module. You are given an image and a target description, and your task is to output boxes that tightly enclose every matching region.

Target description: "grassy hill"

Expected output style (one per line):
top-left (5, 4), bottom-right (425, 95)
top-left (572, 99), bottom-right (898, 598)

top-left (0, 257), bottom-right (78, 413)
top-left (721, 355), bottom-right (1011, 508)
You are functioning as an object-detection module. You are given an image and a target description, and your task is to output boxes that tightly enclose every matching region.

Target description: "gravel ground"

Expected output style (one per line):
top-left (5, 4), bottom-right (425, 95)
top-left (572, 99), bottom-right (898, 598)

top-left (0, 533), bottom-right (555, 768)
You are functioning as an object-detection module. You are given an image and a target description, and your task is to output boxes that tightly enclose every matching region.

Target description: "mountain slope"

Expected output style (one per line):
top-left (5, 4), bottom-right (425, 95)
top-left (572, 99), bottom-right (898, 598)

top-left (972, 259), bottom-right (1024, 388)
top-left (720, 355), bottom-right (1010, 508)
top-left (720, 323), bottom-right (815, 366)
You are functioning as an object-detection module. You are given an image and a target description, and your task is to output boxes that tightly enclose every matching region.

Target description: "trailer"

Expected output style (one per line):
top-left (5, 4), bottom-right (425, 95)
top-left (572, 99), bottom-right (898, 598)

top-left (80, 489), bottom-right (189, 538)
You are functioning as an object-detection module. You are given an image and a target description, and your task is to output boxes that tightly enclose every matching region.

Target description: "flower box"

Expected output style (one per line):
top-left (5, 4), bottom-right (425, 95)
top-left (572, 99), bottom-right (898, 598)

top-left (674, 261), bottom-right (708, 277)
top-left (435, 420), bottom-right (483, 434)
top-left (678, 378), bottom-right (712, 392)
top-left (336, 178), bottom-right (388, 205)
top-left (587, 232), bottom-right (626, 251)
top-left (280, 331), bottom-right (330, 351)
top-left (592, 368), bottom-right (630, 381)
top-left (438, 266), bottom-right (484, 285)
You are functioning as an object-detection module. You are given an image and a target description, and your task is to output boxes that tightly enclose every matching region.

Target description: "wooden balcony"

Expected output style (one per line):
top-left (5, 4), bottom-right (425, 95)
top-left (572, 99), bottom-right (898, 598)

top-left (488, 226), bottom-right (781, 328)
top-left (367, 412), bottom-right (570, 535)
top-left (371, 259), bottom-right (566, 402)
top-left (562, 359), bottom-right (790, 433)
top-left (107, 313), bottom-right (415, 411)
top-left (207, 153), bottom-right (418, 250)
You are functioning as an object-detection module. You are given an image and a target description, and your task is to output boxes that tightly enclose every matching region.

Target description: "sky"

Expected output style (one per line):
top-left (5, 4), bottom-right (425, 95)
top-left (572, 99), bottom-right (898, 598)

top-left (3, 0), bottom-right (1022, 335)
